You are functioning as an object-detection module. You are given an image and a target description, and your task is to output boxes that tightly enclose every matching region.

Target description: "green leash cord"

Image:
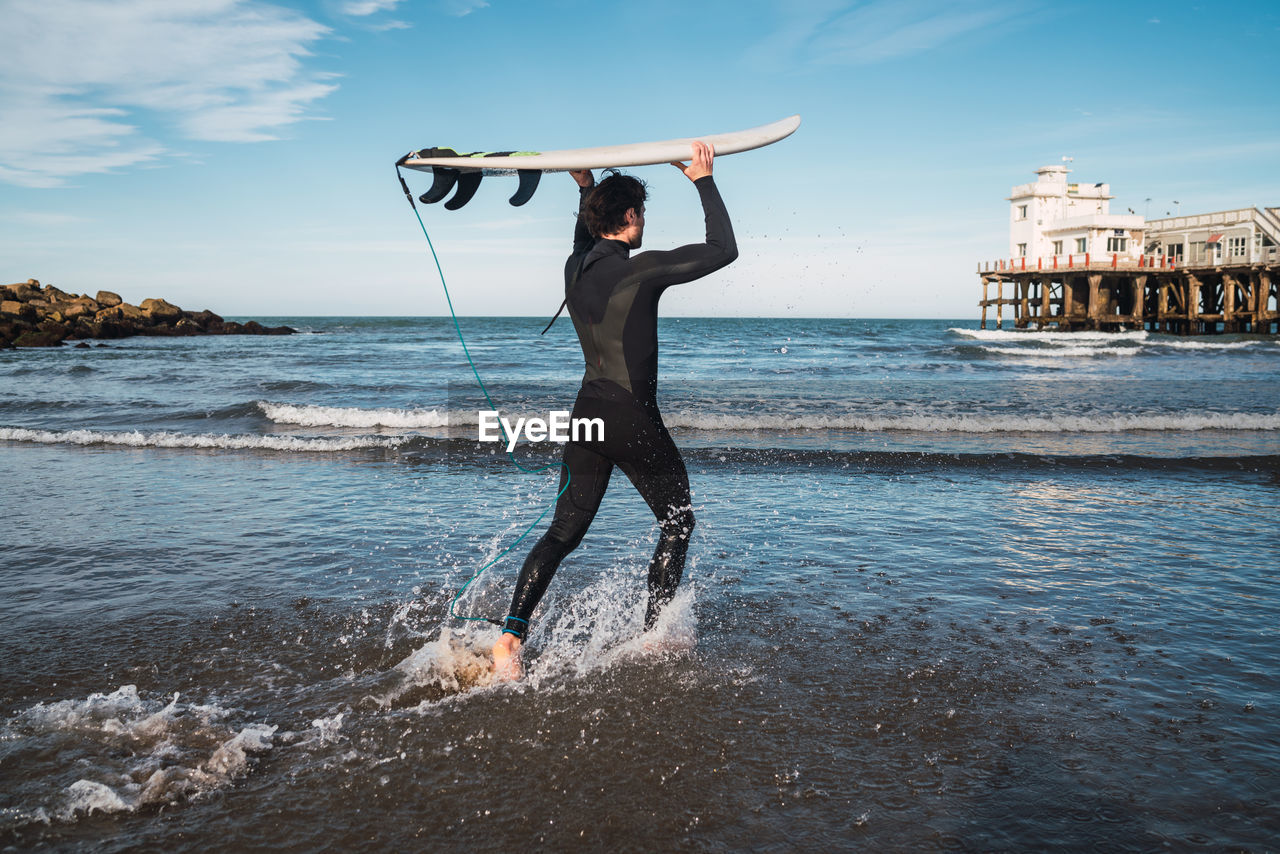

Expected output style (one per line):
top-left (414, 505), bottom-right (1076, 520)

top-left (397, 165), bottom-right (570, 626)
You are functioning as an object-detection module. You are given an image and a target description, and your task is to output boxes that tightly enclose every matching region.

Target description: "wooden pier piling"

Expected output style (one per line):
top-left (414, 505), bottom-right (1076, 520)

top-left (977, 256), bottom-right (1278, 334)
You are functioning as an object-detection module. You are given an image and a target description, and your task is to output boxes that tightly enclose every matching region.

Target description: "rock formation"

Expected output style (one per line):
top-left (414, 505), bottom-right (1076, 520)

top-left (0, 279), bottom-right (296, 348)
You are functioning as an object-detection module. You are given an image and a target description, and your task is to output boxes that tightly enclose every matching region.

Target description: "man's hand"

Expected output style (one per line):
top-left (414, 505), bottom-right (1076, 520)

top-left (670, 141), bottom-right (714, 182)
top-left (570, 169), bottom-right (594, 188)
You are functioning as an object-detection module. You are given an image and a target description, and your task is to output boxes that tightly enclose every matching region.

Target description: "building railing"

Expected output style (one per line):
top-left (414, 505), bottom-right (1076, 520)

top-left (978, 254), bottom-right (1175, 274)
top-left (1144, 208), bottom-right (1261, 230)
top-left (1145, 208), bottom-right (1280, 257)
top-left (1166, 245), bottom-right (1278, 267)
top-left (979, 245), bottom-right (1278, 275)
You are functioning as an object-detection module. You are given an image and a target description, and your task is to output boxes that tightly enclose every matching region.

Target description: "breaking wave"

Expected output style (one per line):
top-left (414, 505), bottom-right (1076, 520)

top-left (663, 411), bottom-right (1280, 433)
top-left (0, 427), bottom-right (402, 452)
top-left (977, 345), bottom-right (1140, 358)
top-left (950, 327), bottom-right (1279, 353)
top-left (5, 410), bottom-right (1276, 461)
top-left (949, 328), bottom-right (1149, 343)
top-left (1153, 338), bottom-right (1276, 351)
top-left (255, 403), bottom-right (1280, 435)
top-left (258, 401), bottom-right (449, 429)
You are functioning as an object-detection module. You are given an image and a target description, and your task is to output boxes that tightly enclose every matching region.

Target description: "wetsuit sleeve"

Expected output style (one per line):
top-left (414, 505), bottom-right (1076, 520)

top-left (628, 176), bottom-right (738, 289)
top-left (565, 185), bottom-right (595, 289)
top-left (572, 185), bottom-right (594, 256)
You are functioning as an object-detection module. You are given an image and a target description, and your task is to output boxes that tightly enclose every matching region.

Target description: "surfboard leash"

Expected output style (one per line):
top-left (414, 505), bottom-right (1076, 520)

top-left (396, 163), bottom-right (570, 628)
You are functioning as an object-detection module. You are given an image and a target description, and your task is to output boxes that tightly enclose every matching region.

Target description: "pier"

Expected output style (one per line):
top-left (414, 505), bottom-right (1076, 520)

top-left (976, 165), bottom-right (1279, 334)
top-left (978, 254), bottom-right (1279, 334)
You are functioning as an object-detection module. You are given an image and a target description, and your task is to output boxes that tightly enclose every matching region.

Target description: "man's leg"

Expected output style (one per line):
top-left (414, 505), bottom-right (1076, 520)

top-left (616, 421), bottom-right (695, 630)
top-left (492, 441), bottom-right (612, 676)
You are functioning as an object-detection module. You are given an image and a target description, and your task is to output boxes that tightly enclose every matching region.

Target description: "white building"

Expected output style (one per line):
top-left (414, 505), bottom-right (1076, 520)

top-left (1007, 165), bottom-right (1144, 264)
top-left (1143, 207), bottom-right (1280, 267)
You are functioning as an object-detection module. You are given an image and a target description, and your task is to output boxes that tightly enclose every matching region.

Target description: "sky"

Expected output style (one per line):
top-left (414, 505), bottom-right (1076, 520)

top-left (2, 0), bottom-right (1278, 319)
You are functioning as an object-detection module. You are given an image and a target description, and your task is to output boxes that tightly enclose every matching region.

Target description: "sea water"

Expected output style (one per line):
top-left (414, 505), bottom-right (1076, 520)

top-left (1, 318), bottom-right (1277, 850)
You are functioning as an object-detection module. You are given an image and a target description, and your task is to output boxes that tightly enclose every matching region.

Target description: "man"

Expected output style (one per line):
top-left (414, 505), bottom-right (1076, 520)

top-left (492, 141), bottom-right (736, 678)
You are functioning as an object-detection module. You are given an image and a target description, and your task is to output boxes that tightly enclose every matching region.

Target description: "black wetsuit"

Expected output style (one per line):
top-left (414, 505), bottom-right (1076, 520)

top-left (502, 176), bottom-right (737, 639)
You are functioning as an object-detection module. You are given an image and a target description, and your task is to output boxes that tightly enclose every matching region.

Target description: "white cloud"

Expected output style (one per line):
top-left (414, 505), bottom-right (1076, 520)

top-left (3, 210), bottom-right (93, 227)
top-left (181, 79), bottom-right (340, 143)
top-left (0, 0), bottom-right (336, 187)
top-left (340, 0), bottom-right (402, 15)
top-left (813, 1), bottom-right (1017, 65)
top-left (0, 90), bottom-right (167, 187)
top-left (437, 0), bottom-right (489, 17)
top-left (337, 0), bottom-right (419, 30)
top-left (752, 0), bottom-right (1023, 68)
top-left (746, 0), bottom-right (856, 70)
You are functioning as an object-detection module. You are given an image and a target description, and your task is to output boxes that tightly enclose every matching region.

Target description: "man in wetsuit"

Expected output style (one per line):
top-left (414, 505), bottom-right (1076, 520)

top-left (492, 141), bottom-right (737, 677)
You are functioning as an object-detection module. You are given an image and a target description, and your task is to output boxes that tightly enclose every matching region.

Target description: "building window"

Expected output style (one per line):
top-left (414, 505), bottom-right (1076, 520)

top-left (1228, 236), bottom-right (1246, 258)
top-left (1052, 240), bottom-right (1063, 255)
top-left (1076, 237), bottom-right (1087, 253)
top-left (1017, 205), bottom-right (1028, 220)
top-left (1167, 242), bottom-right (1184, 259)
top-left (1106, 237), bottom-right (1127, 252)
top-left (1017, 243), bottom-right (1027, 257)
top-left (1190, 241), bottom-right (1206, 263)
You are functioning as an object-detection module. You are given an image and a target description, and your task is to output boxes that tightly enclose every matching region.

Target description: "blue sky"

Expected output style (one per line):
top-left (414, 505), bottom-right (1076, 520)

top-left (2, 0), bottom-right (1277, 318)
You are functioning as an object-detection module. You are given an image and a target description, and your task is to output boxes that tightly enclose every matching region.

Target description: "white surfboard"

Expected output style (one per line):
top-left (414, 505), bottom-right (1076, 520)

top-left (396, 115), bottom-right (800, 209)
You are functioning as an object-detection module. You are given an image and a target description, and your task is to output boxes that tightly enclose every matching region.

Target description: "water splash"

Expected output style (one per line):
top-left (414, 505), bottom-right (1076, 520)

top-left (1, 686), bottom-right (276, 829)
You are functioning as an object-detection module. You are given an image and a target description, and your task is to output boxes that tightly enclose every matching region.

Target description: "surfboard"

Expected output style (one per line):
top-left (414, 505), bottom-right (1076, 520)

top-left (395, 115), bottom-right (800, 210)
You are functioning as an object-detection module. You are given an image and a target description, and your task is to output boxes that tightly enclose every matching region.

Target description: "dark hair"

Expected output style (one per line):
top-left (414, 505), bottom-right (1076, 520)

top-left (583, 170), bottom-right (648, 237)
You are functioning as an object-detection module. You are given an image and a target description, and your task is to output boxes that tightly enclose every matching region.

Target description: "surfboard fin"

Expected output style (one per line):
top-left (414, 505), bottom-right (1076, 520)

top-left (419, 167), bottom-right (459, 205)
top-left (509, 169), bottom-right (541, 207)
top-left (445, 171), bottom-right (483, 210)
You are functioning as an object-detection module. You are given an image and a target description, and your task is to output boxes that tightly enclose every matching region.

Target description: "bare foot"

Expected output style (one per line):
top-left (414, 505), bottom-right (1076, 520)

top-left (491, 633), bottom-right (523, 681)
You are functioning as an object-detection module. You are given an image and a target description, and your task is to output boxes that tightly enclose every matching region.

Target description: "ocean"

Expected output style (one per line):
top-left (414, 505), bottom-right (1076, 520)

top-left (2, 317), bottom-right (1277, 851)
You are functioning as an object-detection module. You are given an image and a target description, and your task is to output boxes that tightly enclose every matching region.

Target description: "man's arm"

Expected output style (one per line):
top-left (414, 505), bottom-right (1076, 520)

top-left (570, 169), bottom-right (594, 255)
top-left (629, 143), bottom-right (737, 288)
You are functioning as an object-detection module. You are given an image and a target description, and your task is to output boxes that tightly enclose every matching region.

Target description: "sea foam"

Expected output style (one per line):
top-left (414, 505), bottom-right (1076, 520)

top-left (4, 409), bottom-right (1276, 457)
top-left (251, 401), bottom-right (1280, 435)
top-left (659, 411), bottom-right (1280, 433)
top-left (950, 327), bottom-right (1278, 353)
top-left (0, 427), bottom-right (401, 452)
top-left (949, 328), bottom-right (1149, 343)
top-left (978, 345), bottom-right (1140, 358)
top-left (258, 401), bottom-right (450, 429)
top-left (2, 685), bottom-right (276, 828)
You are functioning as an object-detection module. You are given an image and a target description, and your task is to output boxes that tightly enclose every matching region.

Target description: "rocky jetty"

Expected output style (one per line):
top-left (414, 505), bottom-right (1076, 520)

top-left (1, 279), bottom-right (295, 348)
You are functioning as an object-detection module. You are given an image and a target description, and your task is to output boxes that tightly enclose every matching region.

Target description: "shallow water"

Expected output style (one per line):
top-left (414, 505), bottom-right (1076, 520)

top-left (2, 318), bottom-right (1278, 850)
